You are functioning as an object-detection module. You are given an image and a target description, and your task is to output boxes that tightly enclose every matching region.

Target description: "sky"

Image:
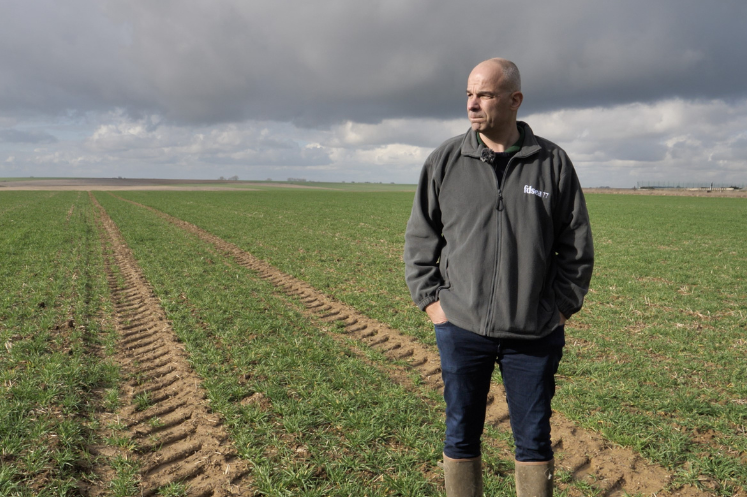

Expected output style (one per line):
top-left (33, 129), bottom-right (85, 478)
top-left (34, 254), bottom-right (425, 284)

top-left (1, 0), bottom-right (746, 187)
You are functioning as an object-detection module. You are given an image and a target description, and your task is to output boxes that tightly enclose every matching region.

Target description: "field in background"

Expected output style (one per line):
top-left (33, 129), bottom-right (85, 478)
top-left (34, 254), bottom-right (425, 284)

top-left (0, 178), bottom-right (417, 193)
top-left (1, 189), bottom-right (745, 495)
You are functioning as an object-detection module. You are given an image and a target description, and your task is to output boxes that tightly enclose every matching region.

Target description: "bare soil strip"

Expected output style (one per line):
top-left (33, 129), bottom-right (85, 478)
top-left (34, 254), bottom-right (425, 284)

top-left (88, 193), bottom-right (251, 496)
top-left (113, 194), bottom-right (703, 497)
top-left (0, 178), bottom-right (331, 191)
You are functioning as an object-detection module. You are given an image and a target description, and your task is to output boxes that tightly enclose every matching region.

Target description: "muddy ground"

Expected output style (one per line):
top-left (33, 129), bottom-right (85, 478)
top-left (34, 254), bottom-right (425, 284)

top-left (86, 193), bottom-right (251, 495)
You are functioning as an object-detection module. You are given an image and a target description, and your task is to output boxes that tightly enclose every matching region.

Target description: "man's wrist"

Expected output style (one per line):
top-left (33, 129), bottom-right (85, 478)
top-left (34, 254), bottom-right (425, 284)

top-left (425, 300), bottom-right (448, 324)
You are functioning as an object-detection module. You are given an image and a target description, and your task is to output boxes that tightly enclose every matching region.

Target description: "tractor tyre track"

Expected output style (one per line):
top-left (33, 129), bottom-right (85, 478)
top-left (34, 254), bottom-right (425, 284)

top-left (89, 193), bottom-right (251, 496)
top-left (111, 194), bottom-right (702, 497)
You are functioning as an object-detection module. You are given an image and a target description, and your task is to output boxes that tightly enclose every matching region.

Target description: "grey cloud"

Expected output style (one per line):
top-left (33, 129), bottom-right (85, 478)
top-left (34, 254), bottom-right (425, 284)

top-left (204, 147), bottom-right (331, 168)
top-left (0, 129), bottom-right (58, 144)
top-left (79, 119), bottom-right (333, 167)
top-left (571, 137), bottom-right (668, 163)
top-left (2, 0), bottom-right (746, 126)
top-left (326, 119), bottom-right (466, 149)
top-left (0, 0), bottom-right (147, 116)
top-left (1, 0), bottom-right (745, 188)
top-left (708, 135), bottom-right (747, 163)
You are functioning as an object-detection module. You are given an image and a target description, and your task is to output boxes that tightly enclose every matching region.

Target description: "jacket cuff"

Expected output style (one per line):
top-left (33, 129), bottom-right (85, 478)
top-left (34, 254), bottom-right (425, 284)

top-left (416, 295), bottom-right (438, 312)
top-left (555, 294), bottom-right (580, 319)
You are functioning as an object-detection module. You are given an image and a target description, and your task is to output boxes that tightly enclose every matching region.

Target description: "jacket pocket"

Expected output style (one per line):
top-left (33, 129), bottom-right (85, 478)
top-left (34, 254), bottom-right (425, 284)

top-left (443, 257), bottom-right (450, 286)
top-left (437, 250), bottom-right (451, 295)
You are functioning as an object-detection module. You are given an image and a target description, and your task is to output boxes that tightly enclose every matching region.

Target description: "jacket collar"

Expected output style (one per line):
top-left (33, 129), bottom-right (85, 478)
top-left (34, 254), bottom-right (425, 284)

top-left (461, 121), bottom-right (542, 160)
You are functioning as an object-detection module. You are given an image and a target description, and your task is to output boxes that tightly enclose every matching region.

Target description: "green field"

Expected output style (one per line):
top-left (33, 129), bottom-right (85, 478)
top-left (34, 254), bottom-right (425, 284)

top-left (1, 189), bottom-right (745, 495)
top-left (164, 181), bottom-right (417, 192)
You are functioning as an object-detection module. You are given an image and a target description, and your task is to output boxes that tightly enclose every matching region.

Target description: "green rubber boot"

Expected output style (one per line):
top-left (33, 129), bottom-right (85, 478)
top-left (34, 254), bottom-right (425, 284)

top-left (443, 455), bottom-right (483, 497)
top-left (515, 459), bottom-right (554, 497)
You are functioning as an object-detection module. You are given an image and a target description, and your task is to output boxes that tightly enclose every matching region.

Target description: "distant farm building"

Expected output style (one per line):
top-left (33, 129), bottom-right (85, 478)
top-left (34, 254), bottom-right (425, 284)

top-left (637, 181), bottom-right (744, 192)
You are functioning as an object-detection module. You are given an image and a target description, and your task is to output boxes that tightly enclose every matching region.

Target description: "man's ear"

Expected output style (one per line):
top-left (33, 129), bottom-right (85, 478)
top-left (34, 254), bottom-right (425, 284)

top-left (510, 91), bottom-right (523, 111)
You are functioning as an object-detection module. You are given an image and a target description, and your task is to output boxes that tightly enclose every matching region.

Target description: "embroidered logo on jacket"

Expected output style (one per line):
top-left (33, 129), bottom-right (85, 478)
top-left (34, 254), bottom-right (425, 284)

top-left (524, 185), bottom-right (549, 199)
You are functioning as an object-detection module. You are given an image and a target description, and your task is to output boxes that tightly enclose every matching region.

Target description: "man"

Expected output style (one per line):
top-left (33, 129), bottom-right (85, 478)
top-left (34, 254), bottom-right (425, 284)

top-left (404, 58), bottom-right (594, 497)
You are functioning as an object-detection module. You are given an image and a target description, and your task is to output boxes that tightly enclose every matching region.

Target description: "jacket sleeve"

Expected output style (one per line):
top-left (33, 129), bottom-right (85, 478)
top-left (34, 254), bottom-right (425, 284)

top-left (404, 156), bottom-right (446, 311)
top-left (552, 155), bottom-right (594, 318)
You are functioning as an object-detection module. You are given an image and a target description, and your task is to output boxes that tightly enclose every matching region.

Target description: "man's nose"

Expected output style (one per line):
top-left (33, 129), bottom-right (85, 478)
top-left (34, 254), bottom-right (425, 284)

top-left (467, 97), bottom-right (480, 111)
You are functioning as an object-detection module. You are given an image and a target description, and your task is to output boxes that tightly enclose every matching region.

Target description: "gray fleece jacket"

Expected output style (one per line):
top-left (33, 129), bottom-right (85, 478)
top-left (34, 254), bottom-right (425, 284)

top-left (404, 122), bottom-right (594, 339)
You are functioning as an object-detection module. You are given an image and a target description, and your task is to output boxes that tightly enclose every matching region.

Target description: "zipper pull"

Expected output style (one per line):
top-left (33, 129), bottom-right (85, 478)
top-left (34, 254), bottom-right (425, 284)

top-left (497, 190), bottom-right (504, 211)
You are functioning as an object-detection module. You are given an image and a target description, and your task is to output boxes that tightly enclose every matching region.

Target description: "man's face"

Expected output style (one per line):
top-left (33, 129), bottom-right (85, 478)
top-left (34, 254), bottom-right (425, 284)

top-left (466, 64), bottom-right (520, 136)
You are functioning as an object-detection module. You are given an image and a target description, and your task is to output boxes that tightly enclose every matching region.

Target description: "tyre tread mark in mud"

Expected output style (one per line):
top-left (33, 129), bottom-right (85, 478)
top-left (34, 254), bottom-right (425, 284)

top-left (89, 193), bottom-right (251, 496)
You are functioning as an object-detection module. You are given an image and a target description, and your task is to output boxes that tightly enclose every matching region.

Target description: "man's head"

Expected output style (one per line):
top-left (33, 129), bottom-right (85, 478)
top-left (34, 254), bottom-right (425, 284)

top-left (466, 58), bottom-right (523, 140)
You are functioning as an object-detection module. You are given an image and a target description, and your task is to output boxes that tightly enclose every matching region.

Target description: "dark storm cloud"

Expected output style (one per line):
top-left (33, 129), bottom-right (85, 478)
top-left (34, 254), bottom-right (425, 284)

top-left (1, 0), bottom-right (745, 125)
top-left (0, 0), bottom-right (147, 116)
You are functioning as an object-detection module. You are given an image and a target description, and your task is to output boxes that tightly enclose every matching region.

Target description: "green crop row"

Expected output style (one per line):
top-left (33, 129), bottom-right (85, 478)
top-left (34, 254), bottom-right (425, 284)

top-left (113, 190), bottom-right (747, 495)
top-left (0, 192), bottom-right (118, 496)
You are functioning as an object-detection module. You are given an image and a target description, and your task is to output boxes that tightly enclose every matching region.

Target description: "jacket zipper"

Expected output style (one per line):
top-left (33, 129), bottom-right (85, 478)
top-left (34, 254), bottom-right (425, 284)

top-left (484, 158), bottom-right (514, 333)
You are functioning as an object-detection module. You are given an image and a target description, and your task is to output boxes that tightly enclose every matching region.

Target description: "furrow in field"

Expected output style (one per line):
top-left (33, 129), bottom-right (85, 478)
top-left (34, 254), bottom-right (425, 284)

top-left (112, 193), bottom-right (703, 497)
top-left (89, 193), bottom-right (251, 497)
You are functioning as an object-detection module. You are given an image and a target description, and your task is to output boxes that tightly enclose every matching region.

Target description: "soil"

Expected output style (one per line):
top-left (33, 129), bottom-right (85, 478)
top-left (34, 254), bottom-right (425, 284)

top-left (111, 193), bottom-right (711, 497)
top-left (85, 193), bottom-right (252, 496)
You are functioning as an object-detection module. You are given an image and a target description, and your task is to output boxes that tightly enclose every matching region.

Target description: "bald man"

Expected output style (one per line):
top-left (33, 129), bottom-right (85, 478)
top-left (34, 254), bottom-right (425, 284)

top-left (404, 59), bottom-right (594, 497)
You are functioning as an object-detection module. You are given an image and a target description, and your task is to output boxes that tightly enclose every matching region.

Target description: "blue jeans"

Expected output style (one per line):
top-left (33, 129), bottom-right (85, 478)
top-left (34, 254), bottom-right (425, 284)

top-left (435, 321), bottom-right (564, 462)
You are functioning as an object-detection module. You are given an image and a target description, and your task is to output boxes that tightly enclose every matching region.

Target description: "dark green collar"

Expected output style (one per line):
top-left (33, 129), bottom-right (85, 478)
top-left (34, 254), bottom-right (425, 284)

top-left (477, 125), bottom-right (524, 154)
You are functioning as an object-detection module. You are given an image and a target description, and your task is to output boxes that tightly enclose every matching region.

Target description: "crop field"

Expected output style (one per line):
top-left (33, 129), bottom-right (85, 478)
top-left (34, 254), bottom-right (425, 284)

top-left (0, 188), bottom-right (745, 496)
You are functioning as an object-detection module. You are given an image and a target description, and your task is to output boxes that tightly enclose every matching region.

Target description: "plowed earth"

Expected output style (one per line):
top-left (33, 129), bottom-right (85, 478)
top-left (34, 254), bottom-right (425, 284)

top-left (86, 193), bottom-right (251, 496)
top-left (109, 193), bottom-right (705, 497)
